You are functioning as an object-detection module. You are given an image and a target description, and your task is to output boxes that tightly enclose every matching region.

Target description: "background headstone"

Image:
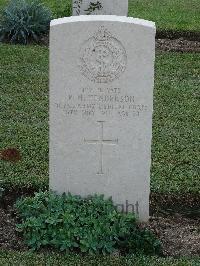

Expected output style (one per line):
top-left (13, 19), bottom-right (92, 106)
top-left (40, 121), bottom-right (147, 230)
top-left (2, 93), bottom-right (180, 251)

top-left (73, 0), bottom-right (128, 16)
top-left (49, 16), bottom-right (156, 221)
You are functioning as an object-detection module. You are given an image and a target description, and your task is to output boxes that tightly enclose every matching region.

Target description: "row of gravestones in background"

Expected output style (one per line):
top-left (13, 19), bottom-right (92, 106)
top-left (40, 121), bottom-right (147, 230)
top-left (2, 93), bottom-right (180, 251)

top-left (73, 0), bottom-right (103, 15)
top-left (73, 0), bottom-right (128, 16)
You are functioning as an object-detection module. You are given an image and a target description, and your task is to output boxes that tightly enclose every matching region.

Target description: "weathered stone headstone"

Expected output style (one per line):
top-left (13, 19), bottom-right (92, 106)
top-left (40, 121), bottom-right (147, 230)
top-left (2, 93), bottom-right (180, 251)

top-left (73, 0), bottom-right (128, 16)
top-left (49, 16), bottom-right (156, 221)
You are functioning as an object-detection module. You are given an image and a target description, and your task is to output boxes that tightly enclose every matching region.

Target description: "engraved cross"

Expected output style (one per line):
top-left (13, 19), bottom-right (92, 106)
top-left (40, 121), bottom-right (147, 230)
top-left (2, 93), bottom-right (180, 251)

top-left (84, 121), bottom-right (118, 175)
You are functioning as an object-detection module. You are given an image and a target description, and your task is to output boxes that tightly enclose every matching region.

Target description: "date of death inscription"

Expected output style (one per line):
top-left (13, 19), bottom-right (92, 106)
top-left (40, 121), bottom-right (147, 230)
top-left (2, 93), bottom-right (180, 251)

top-left (54, 87), bottom-right (149, 119)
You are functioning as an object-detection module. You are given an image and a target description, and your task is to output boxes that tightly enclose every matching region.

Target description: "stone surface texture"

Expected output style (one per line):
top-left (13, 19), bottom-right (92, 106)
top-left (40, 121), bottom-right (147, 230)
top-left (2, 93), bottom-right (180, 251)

top-left (73, 0), bottom-right (128, 16)
top-left (49, 16), bottom-right (156, 221)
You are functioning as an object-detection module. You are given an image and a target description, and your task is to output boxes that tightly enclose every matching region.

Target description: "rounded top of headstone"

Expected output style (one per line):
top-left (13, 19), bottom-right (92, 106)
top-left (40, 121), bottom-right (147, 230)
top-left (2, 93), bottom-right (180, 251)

top-left (50, 15), bottom-right (156, 31)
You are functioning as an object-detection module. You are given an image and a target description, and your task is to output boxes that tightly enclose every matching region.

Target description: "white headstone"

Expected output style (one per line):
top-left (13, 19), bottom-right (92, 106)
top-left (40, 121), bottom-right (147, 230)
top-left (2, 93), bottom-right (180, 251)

top-left (73, 0), bottom-right (128, 16)
top-left (49, 16), bottom-right (156, 221)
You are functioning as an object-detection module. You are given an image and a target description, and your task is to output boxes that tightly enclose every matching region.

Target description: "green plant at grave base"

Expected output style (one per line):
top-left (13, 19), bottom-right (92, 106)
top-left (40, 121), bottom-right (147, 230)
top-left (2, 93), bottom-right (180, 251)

top-left (15, 191), bottom-right (161, 255)
top-left (0, 0), bottom-right (51, 44)
top-left (118, 228), bottom-right (162, 256)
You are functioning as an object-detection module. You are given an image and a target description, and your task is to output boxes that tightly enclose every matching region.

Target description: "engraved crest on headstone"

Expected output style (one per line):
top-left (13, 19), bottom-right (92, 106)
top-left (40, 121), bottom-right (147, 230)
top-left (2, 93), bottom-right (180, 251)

top-left (79, 27), bottom-right (127, 83)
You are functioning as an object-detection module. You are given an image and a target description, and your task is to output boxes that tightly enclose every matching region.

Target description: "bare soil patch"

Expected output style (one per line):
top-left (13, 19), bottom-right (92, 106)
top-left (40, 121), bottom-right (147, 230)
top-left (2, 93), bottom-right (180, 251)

top-left (148, 216), bottom-right (200, 257)
top-left (150, 193), bottom-right (200, 219)
top-left (156, 30), bottom-right (200, 42)
top-left (156, 38), bottom-right (200, 52)
top-left (0, 207), bottom-right (26, 251)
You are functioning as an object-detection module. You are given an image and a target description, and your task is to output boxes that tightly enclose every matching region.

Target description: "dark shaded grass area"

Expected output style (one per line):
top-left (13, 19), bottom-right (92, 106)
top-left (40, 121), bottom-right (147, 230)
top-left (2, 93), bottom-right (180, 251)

top-left (0, 249), bottom-right (200, 266)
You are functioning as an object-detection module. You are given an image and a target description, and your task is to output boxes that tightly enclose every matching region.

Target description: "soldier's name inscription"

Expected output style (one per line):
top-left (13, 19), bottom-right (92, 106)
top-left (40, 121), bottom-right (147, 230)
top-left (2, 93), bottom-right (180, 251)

top-left (55, 86), bottom-right (148, 118)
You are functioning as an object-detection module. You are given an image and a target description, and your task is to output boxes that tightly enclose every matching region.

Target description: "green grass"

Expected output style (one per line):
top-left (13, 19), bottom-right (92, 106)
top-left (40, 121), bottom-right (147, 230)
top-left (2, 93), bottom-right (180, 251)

top-left (0, 250), bottom-right (200, 266)
top-left (128, 0), bottom-right (200, 32)
top-left (0, 44), bottom-right (49, 189)
top-left (152, 52), bottom-right (200, 193)
top-left (0, 44), bottom-right (199, 194)
top-left (0, 0), bottom-right (199, 32)
top-left (0, 0), bottom-right (6, 11)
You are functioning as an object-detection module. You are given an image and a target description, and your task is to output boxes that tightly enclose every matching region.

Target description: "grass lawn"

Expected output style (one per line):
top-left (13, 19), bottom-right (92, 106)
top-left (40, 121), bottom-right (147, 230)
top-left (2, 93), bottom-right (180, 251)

top-left (0, 250), bottom-right (200, 266)
top-left (0, 0), bottom-right (199, 32)
top-left (128, 0), bottom-right (200, 32)
top-left (0, 44), bottom-right (199, 194)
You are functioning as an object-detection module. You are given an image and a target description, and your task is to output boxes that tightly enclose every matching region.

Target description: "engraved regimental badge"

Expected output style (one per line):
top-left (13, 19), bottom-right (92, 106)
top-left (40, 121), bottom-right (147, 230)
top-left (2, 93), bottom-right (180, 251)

top-left (79, 26), bottom-right (127, 83)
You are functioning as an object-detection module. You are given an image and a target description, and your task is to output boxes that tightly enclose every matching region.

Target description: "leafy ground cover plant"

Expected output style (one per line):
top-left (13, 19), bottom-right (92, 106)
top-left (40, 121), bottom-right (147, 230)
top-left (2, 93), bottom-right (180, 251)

top-left (0, 0), bottom-right (51, 44)
top-left (15, 191), bottom-right (161, 255)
